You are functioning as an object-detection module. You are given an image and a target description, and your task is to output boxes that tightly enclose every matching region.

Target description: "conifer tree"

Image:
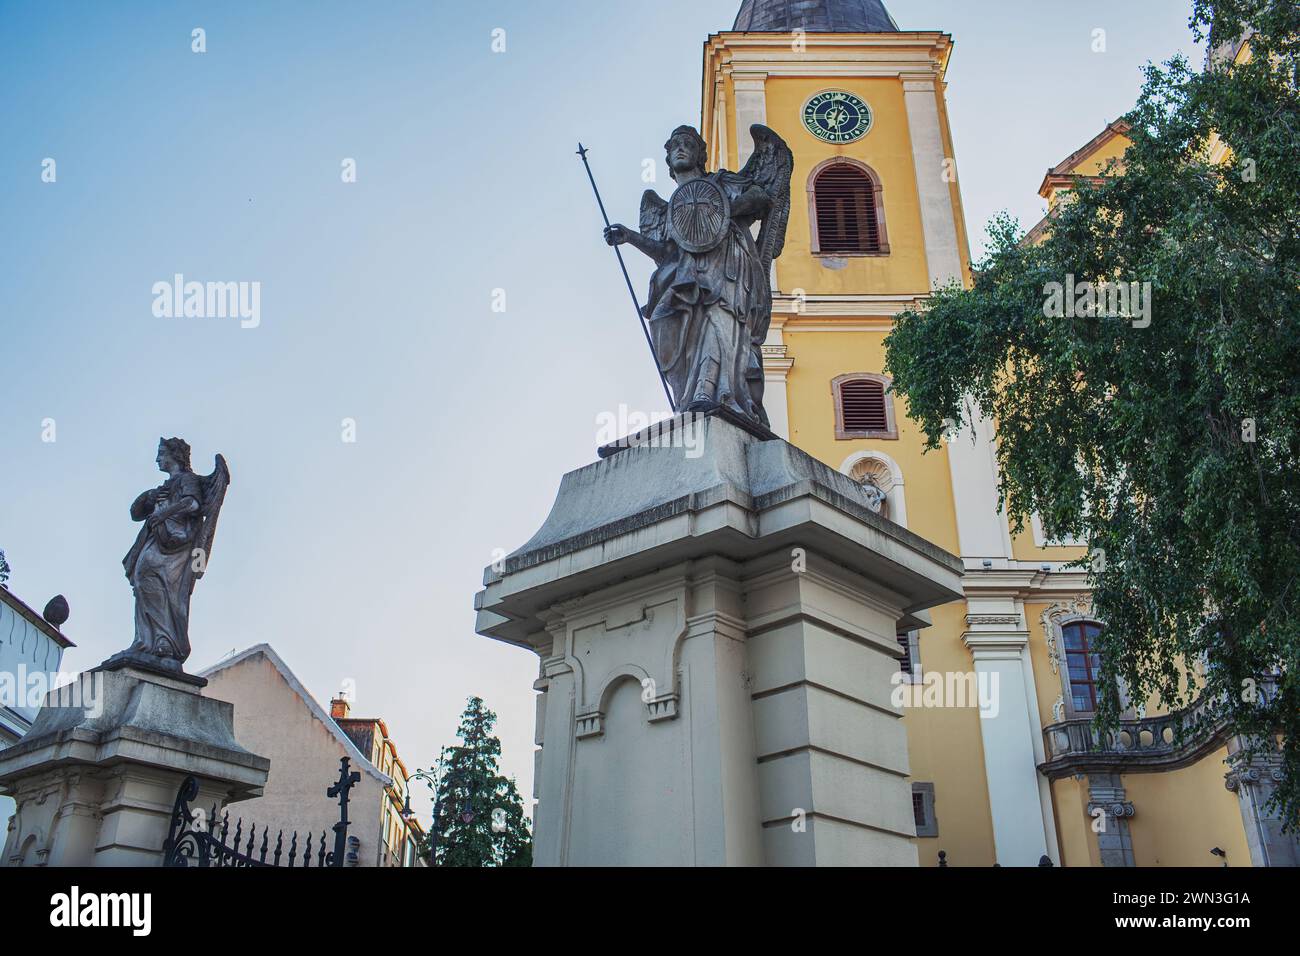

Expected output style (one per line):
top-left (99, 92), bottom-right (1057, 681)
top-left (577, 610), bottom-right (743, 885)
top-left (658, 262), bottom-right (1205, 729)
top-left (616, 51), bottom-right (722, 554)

top-left (421, 697), bottom-right (532, 867)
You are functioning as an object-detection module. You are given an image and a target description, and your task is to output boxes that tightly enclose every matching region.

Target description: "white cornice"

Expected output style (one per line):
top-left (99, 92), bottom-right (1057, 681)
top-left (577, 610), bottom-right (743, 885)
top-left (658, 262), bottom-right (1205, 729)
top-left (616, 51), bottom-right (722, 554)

top-left (962, 631), bottom-right (1029, 656)
top-left (0, 705), bottom-right (33, 740)
top-left (703, 32), bottom-right (952, 81)
top-left (959, 567), bottom-right (1090, 601)
top-left (775, 293), bottom-right (929, 323)
top-left (707, 32), bottom-right (952, 54)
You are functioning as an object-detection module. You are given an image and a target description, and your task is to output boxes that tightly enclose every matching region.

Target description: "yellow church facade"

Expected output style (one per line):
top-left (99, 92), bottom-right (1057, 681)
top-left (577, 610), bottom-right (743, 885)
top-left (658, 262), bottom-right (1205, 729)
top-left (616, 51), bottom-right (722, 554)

top-left (698, 0), bottom-right (1295, 866)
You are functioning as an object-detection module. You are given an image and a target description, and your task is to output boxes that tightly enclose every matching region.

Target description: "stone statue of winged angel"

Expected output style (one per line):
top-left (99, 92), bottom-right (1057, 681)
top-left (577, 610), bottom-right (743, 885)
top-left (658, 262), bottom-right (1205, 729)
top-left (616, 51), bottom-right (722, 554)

top-left (113, 437), bottom-right (230, 673)
top-left (605, 123), bottom-right (793, 428)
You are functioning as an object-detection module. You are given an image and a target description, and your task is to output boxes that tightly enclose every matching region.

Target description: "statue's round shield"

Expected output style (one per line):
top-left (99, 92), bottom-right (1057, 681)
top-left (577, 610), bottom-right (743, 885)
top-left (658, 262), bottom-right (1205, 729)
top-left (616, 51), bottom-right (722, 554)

top-left (667, 178), bottom-right (731, 253)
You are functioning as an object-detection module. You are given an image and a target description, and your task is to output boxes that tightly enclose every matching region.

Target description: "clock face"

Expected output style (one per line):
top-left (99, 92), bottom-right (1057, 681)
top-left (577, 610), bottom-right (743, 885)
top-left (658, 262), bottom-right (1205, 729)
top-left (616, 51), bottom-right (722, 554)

top-left (802, 90), bottom-right (873, 144)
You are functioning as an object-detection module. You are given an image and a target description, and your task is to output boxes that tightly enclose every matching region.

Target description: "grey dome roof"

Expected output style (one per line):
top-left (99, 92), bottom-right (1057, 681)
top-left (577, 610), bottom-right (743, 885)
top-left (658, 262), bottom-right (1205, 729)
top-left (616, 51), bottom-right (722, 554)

top-left (733, 0), bottom-right (899, 33)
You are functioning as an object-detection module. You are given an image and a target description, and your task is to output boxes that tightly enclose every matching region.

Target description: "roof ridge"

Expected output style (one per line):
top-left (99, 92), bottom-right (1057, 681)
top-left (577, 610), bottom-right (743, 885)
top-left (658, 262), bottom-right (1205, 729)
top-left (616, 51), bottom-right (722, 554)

top-left (198, 643), bottom-right (391, 785)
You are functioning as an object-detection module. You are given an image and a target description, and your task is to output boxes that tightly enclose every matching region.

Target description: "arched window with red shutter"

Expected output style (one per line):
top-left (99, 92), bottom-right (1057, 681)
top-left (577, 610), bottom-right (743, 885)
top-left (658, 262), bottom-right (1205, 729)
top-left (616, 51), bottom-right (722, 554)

top-left (809, 159), bottom-right (889, 255)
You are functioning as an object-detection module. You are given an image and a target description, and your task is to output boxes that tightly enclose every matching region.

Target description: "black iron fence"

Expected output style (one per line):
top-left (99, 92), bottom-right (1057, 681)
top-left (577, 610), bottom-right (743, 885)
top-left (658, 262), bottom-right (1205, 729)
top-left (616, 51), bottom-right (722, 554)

top-left (937, 849), bottom-right (1055, 867)
top-left (163, 756), bottom-right (361, 868)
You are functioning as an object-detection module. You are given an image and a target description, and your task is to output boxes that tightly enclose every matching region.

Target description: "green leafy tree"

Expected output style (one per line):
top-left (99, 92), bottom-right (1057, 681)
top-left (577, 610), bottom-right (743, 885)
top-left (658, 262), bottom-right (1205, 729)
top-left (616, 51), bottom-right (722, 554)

top-left (0, 549), bottom-right (9, 585)
top-left (420, 697), bottom-right (531, 867)
top-left (884, 0), bottom-right (1300, 826)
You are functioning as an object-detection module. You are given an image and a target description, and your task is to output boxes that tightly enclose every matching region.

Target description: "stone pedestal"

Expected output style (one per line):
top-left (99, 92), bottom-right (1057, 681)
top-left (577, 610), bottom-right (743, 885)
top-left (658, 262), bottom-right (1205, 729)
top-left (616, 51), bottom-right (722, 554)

top-left (0, 665), bottom-right (269, 867)
top-left (475, 415), bottom-right (963, 866)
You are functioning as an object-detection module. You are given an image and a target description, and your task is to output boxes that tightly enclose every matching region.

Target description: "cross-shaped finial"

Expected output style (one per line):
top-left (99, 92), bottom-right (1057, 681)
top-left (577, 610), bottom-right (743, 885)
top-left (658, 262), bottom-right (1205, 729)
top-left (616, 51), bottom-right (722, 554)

top-left (576, 143), bottom-right (589, 160)
top-left (325, 756), bottom-right (362, 868)
top-left (328, 756), bottom-right (361, 803)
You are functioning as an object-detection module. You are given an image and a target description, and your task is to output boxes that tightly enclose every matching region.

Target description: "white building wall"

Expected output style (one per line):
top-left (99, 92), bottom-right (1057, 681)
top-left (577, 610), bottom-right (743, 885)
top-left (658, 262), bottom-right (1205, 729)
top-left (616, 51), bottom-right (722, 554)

top-left (0, 590), bottom-right (70, 853)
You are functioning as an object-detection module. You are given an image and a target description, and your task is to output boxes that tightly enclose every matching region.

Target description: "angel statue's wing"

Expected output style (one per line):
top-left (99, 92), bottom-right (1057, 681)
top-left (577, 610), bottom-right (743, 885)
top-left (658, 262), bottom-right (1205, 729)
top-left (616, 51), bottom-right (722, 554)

top-left (639, 189), bottom-right (669, 245)
top-left (190, 454), bottom-right (230, 587)
top-left (738, 124), bottom-right (794, 274)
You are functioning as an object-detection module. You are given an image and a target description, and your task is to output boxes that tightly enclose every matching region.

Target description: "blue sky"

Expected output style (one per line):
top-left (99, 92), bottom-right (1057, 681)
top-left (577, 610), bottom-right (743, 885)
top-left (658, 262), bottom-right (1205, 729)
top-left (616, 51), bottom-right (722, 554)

top-left (0, 0), bottom-right (1202, 822)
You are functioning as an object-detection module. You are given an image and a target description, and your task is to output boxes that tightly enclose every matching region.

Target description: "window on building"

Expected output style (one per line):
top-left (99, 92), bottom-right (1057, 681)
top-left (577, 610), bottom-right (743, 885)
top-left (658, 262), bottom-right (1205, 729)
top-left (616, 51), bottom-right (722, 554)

top-left (896, 631), bottom-right (920, 683)
top-left (842, 379), bottom-right (887, 432)
top-left (832, 373), bottom-right (898, 440)
top-left (912, 783), bottom-right (938, 838)
top-left (810, 161), bottom-right (888, 255)
top-left (1063, 620), bottom-right (1103, 713)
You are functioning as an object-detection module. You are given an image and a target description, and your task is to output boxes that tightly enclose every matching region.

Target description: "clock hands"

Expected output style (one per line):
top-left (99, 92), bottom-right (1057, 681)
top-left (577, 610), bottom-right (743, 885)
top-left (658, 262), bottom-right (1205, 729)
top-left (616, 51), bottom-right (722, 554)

top-left (823, 105), bottom-right (850, 131)
top-left (805, 93), bottom-right (871, 141)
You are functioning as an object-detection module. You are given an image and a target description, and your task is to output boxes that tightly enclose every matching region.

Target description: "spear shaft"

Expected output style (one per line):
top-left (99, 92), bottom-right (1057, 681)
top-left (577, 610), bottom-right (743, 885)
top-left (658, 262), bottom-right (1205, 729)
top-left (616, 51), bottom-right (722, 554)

top-left (576, 143), bottom-right (675, 409)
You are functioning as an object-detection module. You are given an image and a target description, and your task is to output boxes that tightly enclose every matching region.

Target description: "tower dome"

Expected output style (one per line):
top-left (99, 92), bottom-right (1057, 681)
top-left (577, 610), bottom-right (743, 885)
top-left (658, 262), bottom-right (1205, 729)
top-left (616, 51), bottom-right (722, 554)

top-left (733, 0), bottom-right (899, 33)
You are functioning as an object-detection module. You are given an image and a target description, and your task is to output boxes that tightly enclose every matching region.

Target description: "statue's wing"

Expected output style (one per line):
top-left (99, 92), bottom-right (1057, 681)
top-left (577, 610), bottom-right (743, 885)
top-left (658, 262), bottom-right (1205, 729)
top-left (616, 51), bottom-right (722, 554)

top-left (191, 454), bottom-right (230, 585)
top-left (738, 124), bottom-right (794, 271)
top-left (639, 189), bottom-right (669, 244)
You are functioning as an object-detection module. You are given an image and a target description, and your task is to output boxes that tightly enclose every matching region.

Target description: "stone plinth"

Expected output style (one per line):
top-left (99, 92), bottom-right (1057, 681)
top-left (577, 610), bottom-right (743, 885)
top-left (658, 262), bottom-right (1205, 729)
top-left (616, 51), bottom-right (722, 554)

top-left (474, 414), bottom-right (963, 866)
top-left (0, 665), bottom-right (269, 867)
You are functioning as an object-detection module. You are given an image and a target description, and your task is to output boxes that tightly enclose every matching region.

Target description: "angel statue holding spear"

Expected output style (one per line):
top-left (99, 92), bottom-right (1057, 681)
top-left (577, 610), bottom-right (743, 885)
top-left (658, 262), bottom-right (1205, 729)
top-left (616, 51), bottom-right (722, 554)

top-left (602, 124), bottom-right (792, 430)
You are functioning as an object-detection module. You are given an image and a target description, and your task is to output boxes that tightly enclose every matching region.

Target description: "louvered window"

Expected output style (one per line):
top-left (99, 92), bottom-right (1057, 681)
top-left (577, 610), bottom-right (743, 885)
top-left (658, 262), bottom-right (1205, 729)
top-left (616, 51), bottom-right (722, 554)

top-left (896, 630), bottom-right (920, 683)
top-left (897, 633), bottom-right (913, 677)
top-left (841, 379), bottom-right (887, 431)
top-left (813, 164), bottom-right (884, 254)
top-left (833, 374), bottom-right (897, 440)
top-left (912, 783), bottom-right (938, 838)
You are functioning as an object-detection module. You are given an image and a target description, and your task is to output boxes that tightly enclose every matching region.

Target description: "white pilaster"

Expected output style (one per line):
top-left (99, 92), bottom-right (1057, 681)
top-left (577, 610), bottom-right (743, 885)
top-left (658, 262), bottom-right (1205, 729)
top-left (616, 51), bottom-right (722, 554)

top-left (762, 322), bottom-right (793, 440)
top-left (732, 72), bottom-right (767, 166)
top-left (713, 72), bottom-right (730, 171)
top-left (946, 412), bottom-right (1013, 561)
top-left (963, 605), bottom-right (1054, 866)
top-left (901, 75), bottom-right (963, 288)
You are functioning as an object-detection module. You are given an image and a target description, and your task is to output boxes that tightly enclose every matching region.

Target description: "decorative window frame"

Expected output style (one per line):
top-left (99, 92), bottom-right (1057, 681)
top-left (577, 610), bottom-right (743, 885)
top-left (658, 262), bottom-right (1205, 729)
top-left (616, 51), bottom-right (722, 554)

top-left (807, 157), bottom-right (890, 257)
top-left (912, 782), bottom-right (938, 838)
top-left (839, 448), bottom-right (907, 527)
top-left (1041, 601), bottom-right (1127, 720)
top-left (832, 373), bottom-right (899, 441)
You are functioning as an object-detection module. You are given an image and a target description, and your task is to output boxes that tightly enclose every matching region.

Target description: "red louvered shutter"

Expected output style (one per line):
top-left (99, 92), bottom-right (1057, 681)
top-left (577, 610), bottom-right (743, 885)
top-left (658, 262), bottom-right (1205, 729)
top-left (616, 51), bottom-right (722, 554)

top-left (814, 165), bottom-right (881, 253)
top-left (840, 379), bottom-right (888, 433)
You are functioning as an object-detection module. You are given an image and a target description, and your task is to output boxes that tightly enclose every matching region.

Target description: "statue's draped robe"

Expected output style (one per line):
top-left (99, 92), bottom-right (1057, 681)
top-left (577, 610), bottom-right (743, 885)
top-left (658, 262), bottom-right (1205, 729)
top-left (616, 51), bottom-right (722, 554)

top-left (644, 171), bottom-right (772, 422)
top-left (123, 472), bottom-right (203, 662)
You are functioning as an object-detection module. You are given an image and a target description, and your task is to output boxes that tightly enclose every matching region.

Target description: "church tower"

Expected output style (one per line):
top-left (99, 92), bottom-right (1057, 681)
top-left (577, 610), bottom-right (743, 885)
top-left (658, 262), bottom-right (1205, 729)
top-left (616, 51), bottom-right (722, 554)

top-left (702, 0), bottom-right (972, 442)
top-left (697, 1), bottom-right (1272, 869)
top-left (703, 1), bottom-right (1072, 869)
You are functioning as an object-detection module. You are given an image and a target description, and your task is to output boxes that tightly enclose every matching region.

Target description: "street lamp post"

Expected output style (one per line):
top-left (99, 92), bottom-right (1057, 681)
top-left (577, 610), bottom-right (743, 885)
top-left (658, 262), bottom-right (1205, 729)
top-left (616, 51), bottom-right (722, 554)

top-left (402, 766), bottom-right (476, 866)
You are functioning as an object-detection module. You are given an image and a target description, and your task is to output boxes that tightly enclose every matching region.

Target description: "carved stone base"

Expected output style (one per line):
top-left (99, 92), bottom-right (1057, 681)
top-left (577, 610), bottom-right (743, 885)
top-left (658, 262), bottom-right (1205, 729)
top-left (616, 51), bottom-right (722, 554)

top-left (97, 649), bottom-right (207, 687)
top-left (597, 405), bottom-right (779, 459)
top-left (477, 414), bottom-right (964, 866)
top-left (0, 665), bottom-right (268, 866)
